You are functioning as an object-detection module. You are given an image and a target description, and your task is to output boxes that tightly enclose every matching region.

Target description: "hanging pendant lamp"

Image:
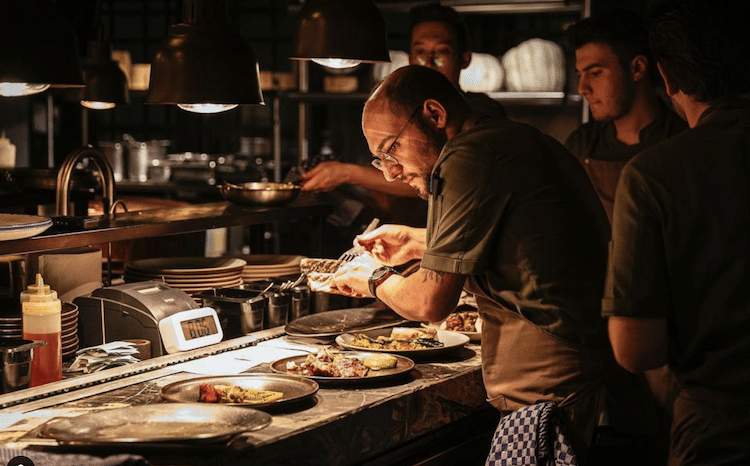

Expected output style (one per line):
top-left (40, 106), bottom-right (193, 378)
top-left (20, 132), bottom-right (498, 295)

top-left (80, 41), bottom-right (130, 110)
top-left (0, 0), bottom-right (84, 97)
top-left (290, 0), bottom-right (390, 70)
top-left (146, 0), bottom-right (264, 113)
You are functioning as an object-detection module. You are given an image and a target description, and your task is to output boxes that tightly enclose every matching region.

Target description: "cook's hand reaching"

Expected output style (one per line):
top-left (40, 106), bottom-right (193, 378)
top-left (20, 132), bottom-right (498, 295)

top-left (355, 225), bottom-right (426, 267)
top-left (299, 161), bottom-right (348, 193)
top-left (331, 254), bottom-right (381, 297)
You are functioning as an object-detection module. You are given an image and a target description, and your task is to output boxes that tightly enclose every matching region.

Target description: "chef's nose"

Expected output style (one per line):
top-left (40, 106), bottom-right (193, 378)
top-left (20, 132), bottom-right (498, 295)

top-left (381, 162), bottom-right (402, 182)
top-left (578, 74), bottom-right (590, 96)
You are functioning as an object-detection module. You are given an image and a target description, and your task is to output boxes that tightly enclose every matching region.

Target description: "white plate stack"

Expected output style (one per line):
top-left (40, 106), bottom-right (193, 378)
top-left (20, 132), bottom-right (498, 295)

top-left (236, 255), bottom-right (303, 283)
top-left (124, 257), bottom-right (246, 295)
top-left (61, 302), bottom-right (79, 360)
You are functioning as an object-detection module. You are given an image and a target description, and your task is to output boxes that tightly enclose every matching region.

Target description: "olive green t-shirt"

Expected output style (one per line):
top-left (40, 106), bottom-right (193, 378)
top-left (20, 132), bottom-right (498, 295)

top-left (603, 98), bottom-right (750, 392)
top-left (422, 116), bottom-right (611, 347)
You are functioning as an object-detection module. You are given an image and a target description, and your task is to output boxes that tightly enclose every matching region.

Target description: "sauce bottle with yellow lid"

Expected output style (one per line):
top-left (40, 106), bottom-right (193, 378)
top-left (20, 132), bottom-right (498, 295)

top-left (22, 273), bottom-right (62, 386)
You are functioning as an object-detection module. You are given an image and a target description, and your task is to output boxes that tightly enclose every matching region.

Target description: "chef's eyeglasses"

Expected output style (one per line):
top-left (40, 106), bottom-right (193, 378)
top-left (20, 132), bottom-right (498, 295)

top-left (371, 106), bottom-right (421, 171)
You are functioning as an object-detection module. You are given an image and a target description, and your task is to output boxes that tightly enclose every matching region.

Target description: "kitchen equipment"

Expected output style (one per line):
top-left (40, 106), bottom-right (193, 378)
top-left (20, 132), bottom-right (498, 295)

top-left (22, 273), bottom-right (61, 387)
top-left (98, 141), bottom-right (125, 182)
top-left (40, 403), bottom-right (272, 443)
top-left (73, 281), bottom-right (201, 357)
top-left (196, 288), bottom-right (266, 337)
top-left (0, 214), bottom-right (52, 241)
top-left (0, 338), bottom-right (45, 393)
top-left (284, 306), bottom-right (406, 338)
top-left (218, 181), bottom-right (300, 206)
top-left (160, 373), bottom-right (319, 409)
top-left (158, 307), bottom-right (223, 354)
top-left (290, 285), bottom-right (310, 321)
top-left (124, 257), bottom-right (245, 296)
top-left (337, 217), bottom-right (379, 262)
top-left (123, 134), bottom-right (170, 182)
top-left (239, 282), bottom-right (293, 329)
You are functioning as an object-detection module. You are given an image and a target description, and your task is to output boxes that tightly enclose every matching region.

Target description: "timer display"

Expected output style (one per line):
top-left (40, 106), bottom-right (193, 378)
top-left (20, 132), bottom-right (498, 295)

top-left (158, 307), bottom-right (223, 354)
top-left (180, 315), bottom-right (219, 340)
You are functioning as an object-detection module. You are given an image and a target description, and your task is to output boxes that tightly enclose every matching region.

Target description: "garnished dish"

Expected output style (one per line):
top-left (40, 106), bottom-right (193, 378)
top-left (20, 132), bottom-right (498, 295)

top-left (270, 349), bottom-right (414, 383)
top-left (348, 327), bottom-right (444, 351)
top-left (198, 384), bottom-right (284, 404)
top-left (336, 327), bottom-right (470, 357)
top-left (299, 258), bottom-right (345, 293)
top-left (441, 309), bottom-right (482, 333)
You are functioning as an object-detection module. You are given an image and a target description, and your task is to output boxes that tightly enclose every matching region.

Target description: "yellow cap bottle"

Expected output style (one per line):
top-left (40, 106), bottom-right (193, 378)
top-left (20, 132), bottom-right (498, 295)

top-left (22, 274), bottom-right (62, 387)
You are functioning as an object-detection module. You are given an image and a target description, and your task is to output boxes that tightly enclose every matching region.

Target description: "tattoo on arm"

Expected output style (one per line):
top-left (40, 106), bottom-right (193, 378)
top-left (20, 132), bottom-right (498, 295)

top-left (420, 268), bottom-right (444, 284)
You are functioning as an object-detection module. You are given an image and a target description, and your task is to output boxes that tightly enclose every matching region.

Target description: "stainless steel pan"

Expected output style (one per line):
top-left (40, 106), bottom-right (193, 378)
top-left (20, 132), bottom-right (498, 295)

top-left (218, 181), bottom-right (300, 206)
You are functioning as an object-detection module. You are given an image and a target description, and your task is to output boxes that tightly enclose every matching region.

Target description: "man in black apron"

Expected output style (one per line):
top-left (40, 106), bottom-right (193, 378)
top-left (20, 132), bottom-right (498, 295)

top-left (332, 65), bottom-right (657, 463)
top-left (604, 2), bottom-right (750, 465)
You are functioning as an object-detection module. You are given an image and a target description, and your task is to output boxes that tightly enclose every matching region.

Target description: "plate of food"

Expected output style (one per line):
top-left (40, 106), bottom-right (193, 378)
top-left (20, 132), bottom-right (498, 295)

top-left (422, 306), bottom-right (482, 342)
top-left (335, 327), bottom-right (470, 357)
top-left (160, 373), bottom-right (318, 409)
top-left (270, 348), bottom-right (414, 384)
top-left (285, 306), bottom-right (408, 337)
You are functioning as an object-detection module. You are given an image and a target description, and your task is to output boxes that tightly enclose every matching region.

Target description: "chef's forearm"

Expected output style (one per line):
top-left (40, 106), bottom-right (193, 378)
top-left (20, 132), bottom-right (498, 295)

top-left (374, 268), bottom-right (464, 322)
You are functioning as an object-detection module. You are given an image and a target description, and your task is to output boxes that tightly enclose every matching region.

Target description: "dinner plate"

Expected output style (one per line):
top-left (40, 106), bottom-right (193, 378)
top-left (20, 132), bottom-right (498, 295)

top-left (336, 328), bottom-right (470, 357)
top-left (269, 351), bottom-right (414, 384)
top-left (285, 306), bottom-right (408, 337)
top-left (160, 373), bottom-right (319, 408)
top-left (422, 322), bottom-right (481, 342)
top-left (126, 257), bottom-right (247, 275)
top-left (40, 404), bottom-right (271, 444)
top-left (0, 214), bottom-right (53, 241)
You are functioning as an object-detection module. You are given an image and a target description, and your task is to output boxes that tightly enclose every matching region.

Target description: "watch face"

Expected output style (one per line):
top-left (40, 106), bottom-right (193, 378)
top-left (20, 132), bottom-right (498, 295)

top-left (372, 267), bottom-right (390, 280)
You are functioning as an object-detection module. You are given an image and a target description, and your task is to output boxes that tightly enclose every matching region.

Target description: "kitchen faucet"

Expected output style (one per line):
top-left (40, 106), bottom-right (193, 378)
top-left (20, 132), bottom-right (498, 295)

top-left (55, 145), bottom-right (121, 217)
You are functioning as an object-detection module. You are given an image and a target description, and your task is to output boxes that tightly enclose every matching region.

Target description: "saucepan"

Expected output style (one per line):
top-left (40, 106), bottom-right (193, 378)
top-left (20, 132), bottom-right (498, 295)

top-left (218, 181), bottom-right (301, 206)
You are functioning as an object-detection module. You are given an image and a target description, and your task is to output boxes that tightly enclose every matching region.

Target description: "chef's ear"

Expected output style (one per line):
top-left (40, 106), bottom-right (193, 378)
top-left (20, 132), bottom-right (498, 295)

top-left (631, 54), bottom-right (648, 82)
top-left (422, 99), bottom-right (448, 129)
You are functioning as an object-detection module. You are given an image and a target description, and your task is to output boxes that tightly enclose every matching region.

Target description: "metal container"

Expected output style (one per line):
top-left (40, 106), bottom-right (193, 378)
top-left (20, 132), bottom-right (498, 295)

top-left (0, 338), bottom-right (45, 394)
top-left (218, 182), bottom-right (300, 206)
top-left (196, 288), bottom-right (266, 338)
top-left (98, 142), bottom-right (125, 182)
top-left (239, 282), bottom-right (296, 329)
top-left (290, 285), bottom-right (310, 321)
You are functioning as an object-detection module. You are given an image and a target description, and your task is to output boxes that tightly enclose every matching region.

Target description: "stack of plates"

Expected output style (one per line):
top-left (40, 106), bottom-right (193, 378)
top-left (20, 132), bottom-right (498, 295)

top-left (124, 257), bottom-right (246, 295)
top-left (236, 254), bottom-right (303, 283)
top-left (61, 302), bottom-right (79, 360)
top-left (0, 312), bottom-right (22, 339)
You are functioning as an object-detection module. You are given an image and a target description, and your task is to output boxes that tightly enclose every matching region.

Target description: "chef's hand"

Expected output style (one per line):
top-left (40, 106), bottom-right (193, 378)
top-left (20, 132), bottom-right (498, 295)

top-left (355, 225), bottom-right (426, 267)
top-left (331, 254), bottom-right (381, 297)
top-left (299, 161), bottom-right (349, 193)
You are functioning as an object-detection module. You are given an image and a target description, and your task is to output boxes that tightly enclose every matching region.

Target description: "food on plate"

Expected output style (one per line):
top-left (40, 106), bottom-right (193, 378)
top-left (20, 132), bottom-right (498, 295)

top-left (198, 383), bottom-right (283, 404)
top-left (300, 258), bottom-right (345, 293)
top-left (440, 308), bottom-right (482, 333)
top-left (363, 354), bottom-right (398, 370)
top-left (349, 327), bottom-right (444, 351)
top-left (286, 348), bottom-right (370, 378)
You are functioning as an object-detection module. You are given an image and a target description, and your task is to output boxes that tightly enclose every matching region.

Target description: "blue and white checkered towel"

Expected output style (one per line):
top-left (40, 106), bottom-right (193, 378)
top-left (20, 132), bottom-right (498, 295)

top-left (485, 401), bottom-right (579, 466)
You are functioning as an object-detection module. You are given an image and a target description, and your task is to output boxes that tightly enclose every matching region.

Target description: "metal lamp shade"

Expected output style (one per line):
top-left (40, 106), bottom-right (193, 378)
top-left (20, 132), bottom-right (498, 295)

top-left (81, 42), bottom-right (130, 107)
top-left (146, 23), bottom-right (264, 106)
top-left (290, 0), bottom-right (390, 64)
top-left (0, 0), bottom-right (84, 87)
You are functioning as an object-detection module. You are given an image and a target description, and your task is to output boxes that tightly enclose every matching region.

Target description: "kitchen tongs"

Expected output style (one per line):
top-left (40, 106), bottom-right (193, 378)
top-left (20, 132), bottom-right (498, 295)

top-left (337, 217), bottom-right (380, 262)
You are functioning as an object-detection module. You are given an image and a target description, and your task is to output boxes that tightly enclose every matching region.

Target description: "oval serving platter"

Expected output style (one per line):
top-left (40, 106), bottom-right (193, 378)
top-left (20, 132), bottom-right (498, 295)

top-left (335, 328), bottom-right (470, 357)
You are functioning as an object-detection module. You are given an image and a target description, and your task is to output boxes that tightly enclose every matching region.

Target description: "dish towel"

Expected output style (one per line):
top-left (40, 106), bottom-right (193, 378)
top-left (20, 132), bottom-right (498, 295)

top-left (485, 401), bottom-right (579, 466)
top-left (0, 449), bottom-right (148, 466)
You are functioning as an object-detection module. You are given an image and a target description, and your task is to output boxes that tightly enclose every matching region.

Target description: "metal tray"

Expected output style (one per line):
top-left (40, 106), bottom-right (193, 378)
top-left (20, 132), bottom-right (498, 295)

top-left (40, 404), bottom-right (271, 443)
top-left (269, 351), bottom-right (414, 384)
top-left (284, 306), bottom-right (408, 337)
top-left (160, 373), bottom-right (318, 408)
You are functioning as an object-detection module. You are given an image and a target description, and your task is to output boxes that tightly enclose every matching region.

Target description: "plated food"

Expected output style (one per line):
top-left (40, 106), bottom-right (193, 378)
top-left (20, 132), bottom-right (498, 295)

top-left (300, 258), bottom-right (345, 293)
top-left (336, 327), bottom-right (470, 357)
top-left (161, 374), bottom-right (319, 408)
top-left (423, 307), bottom-right (483, 342)
top-left (270, 350), bottom-right (414, 383)
top-left (198, 384), bottom-right (284, 404)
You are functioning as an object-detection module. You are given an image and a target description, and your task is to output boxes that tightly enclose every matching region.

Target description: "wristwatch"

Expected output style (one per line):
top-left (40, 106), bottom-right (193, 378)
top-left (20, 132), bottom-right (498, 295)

top-left (368, 266), bottom-right (397, 298)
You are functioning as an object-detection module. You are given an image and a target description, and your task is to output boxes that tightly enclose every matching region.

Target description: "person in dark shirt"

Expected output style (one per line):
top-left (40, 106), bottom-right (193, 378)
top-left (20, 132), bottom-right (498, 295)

top-left (564, 8), bottom-right (686, 222)
top-left (299, 3), bottom-right (505, 197)
top-left (604, 1), bottom-right (750, 464)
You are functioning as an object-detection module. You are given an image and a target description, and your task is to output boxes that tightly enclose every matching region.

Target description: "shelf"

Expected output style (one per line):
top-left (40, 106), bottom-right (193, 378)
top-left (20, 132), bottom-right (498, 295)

top-left (0, 194), bottom-right (332, 256)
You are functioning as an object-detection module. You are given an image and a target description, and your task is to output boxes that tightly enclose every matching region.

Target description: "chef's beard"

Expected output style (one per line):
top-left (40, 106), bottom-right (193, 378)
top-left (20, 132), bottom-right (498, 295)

top-left (414, 116), bottom-right (447, 200)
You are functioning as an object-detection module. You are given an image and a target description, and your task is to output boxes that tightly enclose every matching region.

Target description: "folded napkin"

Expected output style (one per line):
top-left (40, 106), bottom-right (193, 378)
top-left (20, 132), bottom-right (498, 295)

top-left (0, 449), bottom-right (148, 466)
top-left (67, 342), bottom-right (141, 374)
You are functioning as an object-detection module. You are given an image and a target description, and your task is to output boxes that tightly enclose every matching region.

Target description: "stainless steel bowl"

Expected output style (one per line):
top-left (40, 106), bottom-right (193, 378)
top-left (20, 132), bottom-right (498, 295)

top-left (218, 182), bottom-right (301, 206)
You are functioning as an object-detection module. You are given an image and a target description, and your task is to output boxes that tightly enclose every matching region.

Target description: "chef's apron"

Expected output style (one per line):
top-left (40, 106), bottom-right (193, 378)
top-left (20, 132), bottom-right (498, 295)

top-left (669, 387), bottom-right (750, 466)
top-left (465, 277), bottom-right (656, 457)
top-left (581, 157), bottom-right (627, 224)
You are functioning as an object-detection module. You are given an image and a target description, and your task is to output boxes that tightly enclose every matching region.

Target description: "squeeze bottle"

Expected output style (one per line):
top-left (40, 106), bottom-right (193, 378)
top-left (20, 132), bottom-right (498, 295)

top-left (0, 131), bottom-right (16, 168)
top-left (22, 274), bottom-right (62, 386)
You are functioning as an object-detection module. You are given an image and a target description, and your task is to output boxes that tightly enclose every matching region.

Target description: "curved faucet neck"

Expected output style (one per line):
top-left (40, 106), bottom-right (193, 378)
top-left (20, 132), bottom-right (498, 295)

top-left (56, 145), bottom-right (116, 217)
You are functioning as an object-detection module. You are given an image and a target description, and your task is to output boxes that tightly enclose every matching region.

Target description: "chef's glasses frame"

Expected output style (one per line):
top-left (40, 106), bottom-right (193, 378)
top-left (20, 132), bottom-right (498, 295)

top-left (371, 106), bottom-right (421, 171)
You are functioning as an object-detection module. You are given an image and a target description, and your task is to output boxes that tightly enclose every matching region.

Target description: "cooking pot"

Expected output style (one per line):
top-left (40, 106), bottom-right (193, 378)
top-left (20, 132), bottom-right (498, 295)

top-left (218, 181), bottom-right (300, 206)
top-left (0, 338), bottom-right (45, 394)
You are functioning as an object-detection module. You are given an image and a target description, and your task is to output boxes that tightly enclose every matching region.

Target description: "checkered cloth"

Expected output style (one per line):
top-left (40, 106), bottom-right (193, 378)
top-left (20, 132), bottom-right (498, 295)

top-left (485, 402), bottom-right (579, 466)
